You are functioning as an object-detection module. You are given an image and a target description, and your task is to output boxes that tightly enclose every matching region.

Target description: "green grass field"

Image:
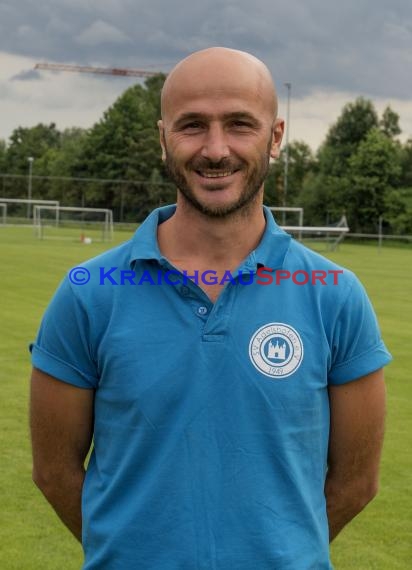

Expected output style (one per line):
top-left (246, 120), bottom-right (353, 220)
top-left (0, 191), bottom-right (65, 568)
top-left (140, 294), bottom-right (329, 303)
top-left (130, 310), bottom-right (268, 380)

top-left (0, 226), bottom-right (411, 569)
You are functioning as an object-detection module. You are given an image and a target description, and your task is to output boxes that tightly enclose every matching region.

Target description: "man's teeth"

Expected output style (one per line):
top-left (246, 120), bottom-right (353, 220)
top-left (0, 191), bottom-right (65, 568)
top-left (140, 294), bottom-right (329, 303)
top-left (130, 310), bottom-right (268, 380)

top-left (199, 171), bottom-right (235, 178)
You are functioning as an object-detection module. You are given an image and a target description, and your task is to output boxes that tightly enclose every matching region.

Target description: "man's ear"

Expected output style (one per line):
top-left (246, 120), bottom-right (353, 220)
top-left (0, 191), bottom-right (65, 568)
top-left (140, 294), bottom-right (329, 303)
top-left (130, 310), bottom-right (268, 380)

top-left (158, 120), bottom-right (167, 161)
top-left (270, 118), bottom-right (285, 159)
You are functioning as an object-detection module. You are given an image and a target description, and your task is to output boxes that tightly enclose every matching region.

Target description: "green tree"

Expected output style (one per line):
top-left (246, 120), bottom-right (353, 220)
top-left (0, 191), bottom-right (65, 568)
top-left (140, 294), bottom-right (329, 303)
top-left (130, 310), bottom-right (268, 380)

top-left (297, 173), bottom-right (347, 226)
top-left (382, 189), bottom-right (412, 234)
top-left (38, 128), bottom-right (88, 205)
top-left (0, 139), bottom-right (7, 196)
top-left (379, 106), bottom-right (401, 138)
top-left (77, 74), bottom-right (168, 220)
top-left (297, 98), bottom-right (403, 230)
top-left (6, 123), bottom-right (61, 174)
top-left (4, 123), bottom-right (61, 199)
top-left (399, 139), bottom-right (412, 188)
top-left (264, 141), bottom-right (315, 209)
top-left (284, 141), bottom-right (315, 204)
top-left (264, 160), bottom-right (282, 207)
top-left (0, 139), bottom-right (6, 172)
top-left (347, 128), bottom-right (401, 231)
top-left (318, 97), bottom-right (379, 177)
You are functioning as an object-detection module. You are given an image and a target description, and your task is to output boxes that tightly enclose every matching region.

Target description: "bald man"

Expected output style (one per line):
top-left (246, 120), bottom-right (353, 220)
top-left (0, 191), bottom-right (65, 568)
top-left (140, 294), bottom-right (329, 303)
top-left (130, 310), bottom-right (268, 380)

top-left (30, 48), bottom-right (391, 569)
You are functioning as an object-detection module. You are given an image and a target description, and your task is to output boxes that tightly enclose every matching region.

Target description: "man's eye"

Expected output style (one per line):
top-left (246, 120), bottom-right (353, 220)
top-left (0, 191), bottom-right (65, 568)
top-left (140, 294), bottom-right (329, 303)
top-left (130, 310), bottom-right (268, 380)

top-left (182, 122), bottom-right (203, 130)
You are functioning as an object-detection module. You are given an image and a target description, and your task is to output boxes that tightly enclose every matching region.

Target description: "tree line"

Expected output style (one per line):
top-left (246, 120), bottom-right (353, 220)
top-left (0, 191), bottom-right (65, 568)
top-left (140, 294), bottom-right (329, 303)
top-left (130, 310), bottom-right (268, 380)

top-left (1, 74), bottom-right (411, 233)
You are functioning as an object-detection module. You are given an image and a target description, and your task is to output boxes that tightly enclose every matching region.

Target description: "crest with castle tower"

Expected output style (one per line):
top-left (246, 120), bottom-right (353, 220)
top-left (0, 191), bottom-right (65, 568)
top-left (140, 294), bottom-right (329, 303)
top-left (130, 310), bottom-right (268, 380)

top-left (267, 339), bottom-right (287, 361)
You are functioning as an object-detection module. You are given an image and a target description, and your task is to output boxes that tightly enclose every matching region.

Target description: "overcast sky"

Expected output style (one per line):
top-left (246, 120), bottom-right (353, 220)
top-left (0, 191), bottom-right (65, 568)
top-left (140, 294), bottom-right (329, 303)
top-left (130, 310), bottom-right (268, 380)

top-left (1, 0), bottom-right (411, 151)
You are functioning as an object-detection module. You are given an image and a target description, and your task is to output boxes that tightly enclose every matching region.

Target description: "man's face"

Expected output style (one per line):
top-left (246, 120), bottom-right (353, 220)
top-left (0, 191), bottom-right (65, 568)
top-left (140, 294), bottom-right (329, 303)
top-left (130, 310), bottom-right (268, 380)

top-left (159, 70), bottom-right (283, 218)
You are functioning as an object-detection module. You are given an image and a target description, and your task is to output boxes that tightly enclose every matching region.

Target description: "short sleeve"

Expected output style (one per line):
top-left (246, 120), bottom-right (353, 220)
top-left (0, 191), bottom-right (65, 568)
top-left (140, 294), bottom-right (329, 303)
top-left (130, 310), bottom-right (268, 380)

top-left (328, 274), bottom-right (392, 384)
top-left (30, 277), bottom-right (99, 389)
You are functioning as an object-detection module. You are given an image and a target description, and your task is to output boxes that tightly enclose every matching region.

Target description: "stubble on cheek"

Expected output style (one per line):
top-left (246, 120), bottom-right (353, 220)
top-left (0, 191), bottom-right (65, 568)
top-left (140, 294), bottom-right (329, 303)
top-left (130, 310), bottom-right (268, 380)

top-left (162, 134), bottom-right (272, 218)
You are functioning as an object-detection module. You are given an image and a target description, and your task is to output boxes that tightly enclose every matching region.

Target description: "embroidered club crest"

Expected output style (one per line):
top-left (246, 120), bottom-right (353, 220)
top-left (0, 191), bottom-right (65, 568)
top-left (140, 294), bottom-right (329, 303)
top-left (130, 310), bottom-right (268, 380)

top-left (249, 323), bottom-right (304, 379)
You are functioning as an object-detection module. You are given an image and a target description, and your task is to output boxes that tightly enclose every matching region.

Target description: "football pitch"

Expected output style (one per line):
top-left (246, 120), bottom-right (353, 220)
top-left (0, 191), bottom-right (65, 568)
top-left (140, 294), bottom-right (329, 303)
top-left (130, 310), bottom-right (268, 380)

top-left (0, 226), bottom-right (411, 569)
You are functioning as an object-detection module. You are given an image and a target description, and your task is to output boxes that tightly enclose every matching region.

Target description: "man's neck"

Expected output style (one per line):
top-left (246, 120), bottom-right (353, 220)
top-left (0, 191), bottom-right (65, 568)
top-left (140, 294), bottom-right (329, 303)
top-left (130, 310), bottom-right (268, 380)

top-left (157, 197), bottom-right (266, 269)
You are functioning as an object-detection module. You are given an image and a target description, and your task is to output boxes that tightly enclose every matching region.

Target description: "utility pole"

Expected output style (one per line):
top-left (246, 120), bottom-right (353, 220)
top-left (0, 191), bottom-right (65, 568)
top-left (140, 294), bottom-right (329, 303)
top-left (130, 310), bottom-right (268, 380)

top-left (27, 157), bottom-right (34, 219)
top-left (283, 82), bottom-right (291, 224)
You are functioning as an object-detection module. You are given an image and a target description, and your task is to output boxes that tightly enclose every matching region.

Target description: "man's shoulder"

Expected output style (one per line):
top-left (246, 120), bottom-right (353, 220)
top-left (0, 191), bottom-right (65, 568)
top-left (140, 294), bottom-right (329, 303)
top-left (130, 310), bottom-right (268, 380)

top-left (58, 235), bottom-right (139, 307)
top-left (279, 239), bottom-right (363, 308)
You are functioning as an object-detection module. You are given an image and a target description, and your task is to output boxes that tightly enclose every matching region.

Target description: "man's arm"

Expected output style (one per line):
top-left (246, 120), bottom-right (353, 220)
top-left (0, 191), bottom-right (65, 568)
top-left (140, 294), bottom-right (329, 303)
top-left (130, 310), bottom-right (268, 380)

top-left (30, 367), bottom-right (94, 542)
top-left (325, 368), bottom-right (386, 542)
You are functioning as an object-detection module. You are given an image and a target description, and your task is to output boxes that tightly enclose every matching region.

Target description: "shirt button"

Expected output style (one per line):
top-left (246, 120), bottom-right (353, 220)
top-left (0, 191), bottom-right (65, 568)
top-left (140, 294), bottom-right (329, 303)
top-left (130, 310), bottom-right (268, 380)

top-left (197, 306), bottom-right (208, 316)
top-left (181, 286), bottom-right (190, 296)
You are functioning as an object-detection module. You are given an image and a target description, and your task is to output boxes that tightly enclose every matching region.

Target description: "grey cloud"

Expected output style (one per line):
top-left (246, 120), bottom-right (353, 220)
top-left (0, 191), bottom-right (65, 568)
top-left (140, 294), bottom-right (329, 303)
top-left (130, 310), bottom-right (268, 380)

top-left (10, 69), bottom-right (42, 81)
top-left (74, 20), bottom-right (132, 47)
top-left (0, 0), bottom-right (411, 99)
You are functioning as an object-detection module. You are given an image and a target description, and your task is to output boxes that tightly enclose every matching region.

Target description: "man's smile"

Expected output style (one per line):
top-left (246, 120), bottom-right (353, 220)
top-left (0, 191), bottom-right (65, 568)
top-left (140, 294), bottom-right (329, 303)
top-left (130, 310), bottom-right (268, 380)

top-left (194, 169), bottom-right (240, 179)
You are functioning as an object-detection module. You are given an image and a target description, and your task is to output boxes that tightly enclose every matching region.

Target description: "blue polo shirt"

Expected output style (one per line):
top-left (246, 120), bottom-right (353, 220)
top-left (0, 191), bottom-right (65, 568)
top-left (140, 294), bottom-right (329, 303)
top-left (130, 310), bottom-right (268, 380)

top-left (31, 205), bottom-right (391, 569)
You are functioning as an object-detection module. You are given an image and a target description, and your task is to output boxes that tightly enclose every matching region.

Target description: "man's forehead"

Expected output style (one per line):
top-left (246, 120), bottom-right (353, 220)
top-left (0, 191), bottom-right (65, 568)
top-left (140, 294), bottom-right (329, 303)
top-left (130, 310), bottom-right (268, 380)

top-left (163, 91), bottom-right (269, 127)
top-left (168, 81), bottom-right (262, 107)
top-left (161, 48), bottom-right (277, 120)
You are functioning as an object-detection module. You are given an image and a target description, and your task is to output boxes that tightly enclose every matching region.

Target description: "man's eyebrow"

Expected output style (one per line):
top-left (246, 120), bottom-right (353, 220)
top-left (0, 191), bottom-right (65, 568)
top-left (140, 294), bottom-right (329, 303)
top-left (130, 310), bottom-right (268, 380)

top-left (224, 111), bottom-right (261, 125)
top-left (173, 111), bottom-right (262, 127)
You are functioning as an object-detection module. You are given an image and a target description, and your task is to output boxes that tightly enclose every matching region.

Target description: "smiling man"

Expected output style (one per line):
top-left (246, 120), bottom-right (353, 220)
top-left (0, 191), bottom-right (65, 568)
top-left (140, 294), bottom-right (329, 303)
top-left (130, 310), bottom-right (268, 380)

top-left (30, 48), bottom-right (391, 569)
top-left (158, 48), bottom-right (281, 220)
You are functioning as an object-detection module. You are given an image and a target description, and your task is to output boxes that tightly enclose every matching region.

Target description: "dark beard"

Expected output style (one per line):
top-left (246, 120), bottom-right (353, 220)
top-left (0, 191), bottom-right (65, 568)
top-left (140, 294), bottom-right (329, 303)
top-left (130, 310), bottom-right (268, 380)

top-left (164, 138), bottom-right (272, 219)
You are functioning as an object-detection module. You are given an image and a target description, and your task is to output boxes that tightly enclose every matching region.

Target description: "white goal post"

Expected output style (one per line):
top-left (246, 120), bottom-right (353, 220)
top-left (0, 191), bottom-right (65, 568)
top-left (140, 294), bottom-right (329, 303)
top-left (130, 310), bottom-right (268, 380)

top-left (268, 206), bottom-right (304, 240)
top-left (269, 207), bottom-right (304, 227)
top-left (0, 198), bottom-right (60, 224)
top-left (33, 205), bottom-right (114, 242)
top-left (0, 203), bottom-right (6, 225)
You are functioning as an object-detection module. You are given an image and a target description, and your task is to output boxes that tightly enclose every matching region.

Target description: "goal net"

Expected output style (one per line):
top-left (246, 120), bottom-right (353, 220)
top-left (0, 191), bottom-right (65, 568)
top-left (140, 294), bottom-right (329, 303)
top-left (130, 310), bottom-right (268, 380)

top-left (268, 206), bottom-right (349, 251)
top-left (33, 206), bottom-right (114, 242)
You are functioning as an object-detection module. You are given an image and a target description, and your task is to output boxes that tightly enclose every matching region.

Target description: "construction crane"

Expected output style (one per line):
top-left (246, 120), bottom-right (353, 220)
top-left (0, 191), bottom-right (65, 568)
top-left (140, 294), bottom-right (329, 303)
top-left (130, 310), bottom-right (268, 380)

top-left (35, 62), bottom-right (164, 78)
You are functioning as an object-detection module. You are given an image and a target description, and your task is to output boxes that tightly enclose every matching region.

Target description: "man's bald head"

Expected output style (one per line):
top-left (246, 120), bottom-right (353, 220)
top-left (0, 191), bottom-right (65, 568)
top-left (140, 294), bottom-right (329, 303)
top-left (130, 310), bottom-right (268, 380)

top-left (157, 47), bottom-right (284, 219)
top-left (160, 47), bottom-right (278, 123)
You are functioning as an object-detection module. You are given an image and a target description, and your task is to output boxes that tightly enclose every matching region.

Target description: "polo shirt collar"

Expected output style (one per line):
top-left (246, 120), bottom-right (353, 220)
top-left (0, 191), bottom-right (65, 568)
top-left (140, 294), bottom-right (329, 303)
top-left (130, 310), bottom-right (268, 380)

top-left (248, 205), bottom-right (291, 271)
top-left (129, 205), bottom-right (175, 266)
top-left (129, 204), bottom-right (291, 271)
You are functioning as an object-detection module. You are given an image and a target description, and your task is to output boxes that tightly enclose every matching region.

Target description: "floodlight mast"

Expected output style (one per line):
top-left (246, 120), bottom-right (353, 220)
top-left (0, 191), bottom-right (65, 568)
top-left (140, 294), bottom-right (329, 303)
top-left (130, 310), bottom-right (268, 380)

top-left (34, 63), bottom-right (163, 78)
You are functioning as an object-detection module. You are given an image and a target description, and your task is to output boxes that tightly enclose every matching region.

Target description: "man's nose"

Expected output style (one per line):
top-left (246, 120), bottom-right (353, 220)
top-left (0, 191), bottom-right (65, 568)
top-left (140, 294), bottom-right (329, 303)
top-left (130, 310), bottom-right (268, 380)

top-left (200, 123), bottom-right (230, 162)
